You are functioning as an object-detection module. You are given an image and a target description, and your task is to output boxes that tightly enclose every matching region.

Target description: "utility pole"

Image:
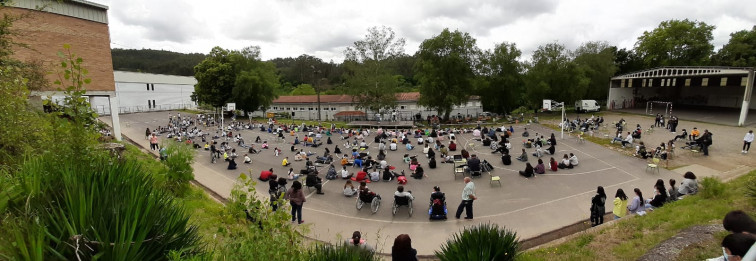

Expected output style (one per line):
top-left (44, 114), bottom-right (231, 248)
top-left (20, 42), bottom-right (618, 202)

top-left (560, 102), bottom-right (565, 139)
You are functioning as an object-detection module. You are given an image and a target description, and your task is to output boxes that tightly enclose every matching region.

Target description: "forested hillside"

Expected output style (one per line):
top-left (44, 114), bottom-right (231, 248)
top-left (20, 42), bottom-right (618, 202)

top-left (111, 48), bottom-right (206, 76)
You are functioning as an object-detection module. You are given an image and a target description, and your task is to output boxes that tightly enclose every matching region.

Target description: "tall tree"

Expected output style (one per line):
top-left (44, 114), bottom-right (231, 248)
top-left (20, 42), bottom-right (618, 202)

top-left (479, 42), bottom-right (523, 113)
top-left (193, 46), bottom-right (279, 112)
top-left (343, 26), bottom-right (405, 112)
top-left (614, 47), bottom-right (644, 75)
top-left (635, 19), bottom-right (715, 67)
top-left (713, 26), bottom-right (756, 67)
top-left (524, 43), bottom-right (588, 107)
top-left (573, 41), bottom-right (617, 100)
top-left (415, 28), bottom-right (481, 120)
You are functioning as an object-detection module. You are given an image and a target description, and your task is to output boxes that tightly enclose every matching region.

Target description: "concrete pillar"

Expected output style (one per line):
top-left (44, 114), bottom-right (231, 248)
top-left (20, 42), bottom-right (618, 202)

top-left (108, 95), bottom-right (123, 141)
top-left (739, 69), bottom-right (754, 126)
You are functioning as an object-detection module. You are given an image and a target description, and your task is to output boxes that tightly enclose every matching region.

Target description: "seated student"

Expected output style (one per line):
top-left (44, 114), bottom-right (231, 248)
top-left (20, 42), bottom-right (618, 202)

top-left (243, 154), bottom-right (252, 164)
top-left (674, 129), bottom-right (688, 141)
top-left (667, 179), bottom-right (679, 202)
top-left (294, 137), bottom-right (300, 145)
top-left (353, 157), bottom-right (364, 168)
top-left (411, 165), bottom-right (425, 179)
top-left (341, 166), bottom-right (353, 179)
top-left (405, 142), bottom-right (415, 150)
top-left (522, 128), bottom-right (530, 137)
top-left (720, 233), bottom-right (756, 261)
top-left (227, 158), bottom-right (237, 170)
top-left (287, 168), bottom-right (299, 180)
top-left (305, 171), bottom-right (324, 195)
top-left (396, 170), bottom-right (408, 185)
top-left (568, 153), bottom-right (579, 166)
top-left (204, 143), bottom-right (210, 150)
top-left (428, 157), bottom-right (437, 169)
top-left (388, 141), bottom-right (398, 151)
top-left (689, 127), bottom-right (700, 140)
top-left (535, 159), bottom-right (546, 174)
top-left (448, 141), bottom-right (457, 151)
top-left (261, 141), bottom-right (269, 149)
top-left (259, 168), bottom-right (274, 181)
top-left (558, 154), bottom-right (573, 169)
top-left (223, 151), bottom-right (229, 162)
top-left (369, 168), bottom-right (381, 182)
top-left (394, 185), bottom-right (415, 201)
top-left (422, 144), bottom-right (430, 155)
top-left (466, 154), bottom-right (481, 172)
top-left (334, 145), bottom-right (342, 154)
top-left (403, 154), bottom-right (411, 164)
top-left (516, 148), bottom-right (528, 162)
top-left (327, 136), bottom-right (333, 145)
top-left (282, 157), bottom-right (291, 166)
top-left (610, 131), bottom-right (623, 144)
top-left (427, 147), bottom-right (436, 159)
top-left (548, 157), bottom-right (559, 172)
top-left (354, 168), bottom-right (369, 182)
top-left (631, 128), bottom-right (642, 139)
top-left (546, 143), bottom-right (556, 155)
top-left (382, 167), bottom-right (394, 181)
top-left (441, 155), bottom-right (454, 163)
top-left (501, 152), bottom-right (512, 165)
top-left (519, 163), bottom-right (535, 178)
top-left (461, 149), bottom-right (470, 159)
top-left (678, 171), bottom-right (698, 196)
top-left (255, 136), bottom-right (262, 143)
top-left (532, 146), bottom-right (544, 158)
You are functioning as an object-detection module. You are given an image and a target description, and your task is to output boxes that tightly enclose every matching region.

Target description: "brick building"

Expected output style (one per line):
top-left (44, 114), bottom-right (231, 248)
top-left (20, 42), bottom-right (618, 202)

top-left (2, 0), bottom-right (123, 140)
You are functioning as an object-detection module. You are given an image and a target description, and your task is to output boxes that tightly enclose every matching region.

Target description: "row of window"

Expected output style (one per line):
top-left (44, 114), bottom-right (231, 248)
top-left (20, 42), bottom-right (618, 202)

top-left (147, 100), bottom-right (156, 108)
top-left (146, 83), bottom-right (155, 91)
top-left (620, 77), bottom-right (749, 88)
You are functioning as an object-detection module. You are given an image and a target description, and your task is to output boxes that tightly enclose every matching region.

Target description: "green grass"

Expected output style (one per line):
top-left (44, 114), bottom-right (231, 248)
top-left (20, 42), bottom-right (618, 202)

top-left (518, 170), bottom-right (756, 261)
top-left (179, 186), bottom-right (226, 244)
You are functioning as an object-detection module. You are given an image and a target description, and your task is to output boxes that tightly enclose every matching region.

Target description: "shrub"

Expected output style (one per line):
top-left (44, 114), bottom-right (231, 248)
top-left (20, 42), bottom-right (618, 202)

top-left (436, 223), bottom-right (520, 261)
top-left (308, 243), bottom-right (378, 261)
top-left (0, 152), bottom-right (204, 260)
top-left (700, 177), bottom-right (726, 199)
top-left (162, 140), bottom-right (196, 195)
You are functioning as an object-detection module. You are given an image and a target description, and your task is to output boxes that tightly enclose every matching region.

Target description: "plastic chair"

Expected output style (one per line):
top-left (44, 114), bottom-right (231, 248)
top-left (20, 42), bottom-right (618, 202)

top-left (490, 175), bottom-right (501, 186)
top-left (646, 158), bottom-right (660, 174)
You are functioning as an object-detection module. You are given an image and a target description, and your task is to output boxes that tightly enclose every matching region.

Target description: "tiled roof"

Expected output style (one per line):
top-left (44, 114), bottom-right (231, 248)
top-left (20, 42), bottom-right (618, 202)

top-left (272, 92), bottom-right (478, 104)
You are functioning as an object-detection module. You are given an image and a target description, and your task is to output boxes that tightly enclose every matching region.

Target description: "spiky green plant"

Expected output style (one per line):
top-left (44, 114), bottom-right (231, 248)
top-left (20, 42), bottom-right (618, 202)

top-left (0, 152), bottom-right (203, 260)
top-left (308, 243), bottom-right (378, 261)
top-left (162, 140), bottom-right (196, 195)
top-left (436, 223), bottom-right (520, 261)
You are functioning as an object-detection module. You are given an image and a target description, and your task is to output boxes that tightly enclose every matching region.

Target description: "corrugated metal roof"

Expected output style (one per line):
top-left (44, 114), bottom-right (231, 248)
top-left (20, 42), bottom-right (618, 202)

top-left (10, 0), bottom-right (109, 24)
top-left (114, 71), bottom-right (197, 85)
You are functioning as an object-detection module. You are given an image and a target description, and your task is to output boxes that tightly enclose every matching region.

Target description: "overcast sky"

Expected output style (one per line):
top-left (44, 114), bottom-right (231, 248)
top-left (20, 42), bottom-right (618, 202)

top-left (94, 0), bottom-right (755, 62)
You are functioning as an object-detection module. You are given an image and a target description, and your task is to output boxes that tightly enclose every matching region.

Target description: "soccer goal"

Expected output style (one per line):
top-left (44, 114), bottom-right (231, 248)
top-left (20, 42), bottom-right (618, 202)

top-left (646, 101), bottom-right (672, 117)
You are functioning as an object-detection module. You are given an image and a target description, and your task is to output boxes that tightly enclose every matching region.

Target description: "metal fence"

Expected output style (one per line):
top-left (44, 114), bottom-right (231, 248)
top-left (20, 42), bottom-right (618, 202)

top-left (94, 103), bottom-right (197, 115)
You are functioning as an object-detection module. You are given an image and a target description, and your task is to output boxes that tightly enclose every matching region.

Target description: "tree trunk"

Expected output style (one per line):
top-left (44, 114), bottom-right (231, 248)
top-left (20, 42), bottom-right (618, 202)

top-left (443, 110), bottom-right (451, 122)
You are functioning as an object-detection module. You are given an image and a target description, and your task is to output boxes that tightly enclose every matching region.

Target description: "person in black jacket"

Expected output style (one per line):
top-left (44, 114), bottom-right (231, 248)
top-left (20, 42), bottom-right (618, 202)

top-left (501, 152), bottom-right (512, 165)
top-left (590, 186), bottom-right (606, 227)
top-left (519, 163), bottom-right (534, 178)
top-left (646, 179), bottom-right (668, 209)
top-left (392, 234), bottom-right (418, 261)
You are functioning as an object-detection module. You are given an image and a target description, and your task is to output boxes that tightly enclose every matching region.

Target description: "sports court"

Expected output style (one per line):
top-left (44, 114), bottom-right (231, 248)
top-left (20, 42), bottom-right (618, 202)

top-left (109, 111), bottom-right (681, 255)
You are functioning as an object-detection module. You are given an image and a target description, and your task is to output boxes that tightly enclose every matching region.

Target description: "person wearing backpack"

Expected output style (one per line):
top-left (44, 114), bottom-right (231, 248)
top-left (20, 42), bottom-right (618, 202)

top-left (270, 178), bottom-right (287, 211)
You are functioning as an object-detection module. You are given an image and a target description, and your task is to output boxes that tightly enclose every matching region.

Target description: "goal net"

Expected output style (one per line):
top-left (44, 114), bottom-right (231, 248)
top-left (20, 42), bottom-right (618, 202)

top-left (646, 101), bottom-right (672, 117)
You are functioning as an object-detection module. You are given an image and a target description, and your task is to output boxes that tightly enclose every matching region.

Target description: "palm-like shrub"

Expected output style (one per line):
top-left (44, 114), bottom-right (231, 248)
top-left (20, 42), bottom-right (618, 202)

top-left (162, 140), bottom-right (196, 195)
top-left (308, 243), bottom-right (378, 261)
top-left (0, 153), bottom-right (203, 260)
top-left (436, 223), bottom-right (520, 261)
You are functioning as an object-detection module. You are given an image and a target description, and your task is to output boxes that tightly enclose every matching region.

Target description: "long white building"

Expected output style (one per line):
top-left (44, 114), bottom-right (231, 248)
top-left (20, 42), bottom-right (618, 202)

top-left (92, 71), bottom-right (197, 114)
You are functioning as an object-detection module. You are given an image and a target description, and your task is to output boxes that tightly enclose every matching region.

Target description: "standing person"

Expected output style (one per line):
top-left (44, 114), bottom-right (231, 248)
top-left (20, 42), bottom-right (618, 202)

top-left (743, 130), bottom-right (754, 154)
top-left (590, 186), bottom-right (607, 227)
top-left (149, 133), bottom-right (159, 151)
top-left (455, 177), bottom-right (477, 220)
top-left (391, 234), bottom-right (418, 261)
top-left (613, 189), bottom-right (628, 220)
top-left (285, 181), bottom-right (306, 224)
top-left (145, 128), bottom-right (151, 140)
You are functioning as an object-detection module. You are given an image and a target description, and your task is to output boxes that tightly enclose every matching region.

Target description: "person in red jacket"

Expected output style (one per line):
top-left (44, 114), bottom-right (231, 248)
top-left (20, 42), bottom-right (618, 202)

top-left (449, 141), bottom-right (457, 151)
top-left (354, 168), bottom-right (369, 182)
top-left (259, 168), bottom-right (274, 181)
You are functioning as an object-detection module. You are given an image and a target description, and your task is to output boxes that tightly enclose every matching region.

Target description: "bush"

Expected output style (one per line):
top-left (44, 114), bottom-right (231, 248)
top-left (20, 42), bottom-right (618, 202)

top-left (700, 177), bottom-right (726, 199)
top-left (0, 152), bottom-right (203, 260)
top-left (436, 223), bottom-right (520, 261)
top-left (162, 140), bottom-right (196, 195)
top-left (510, 106), bottom-right (530, 116)
top-left (308, 243), bottom-right (378, 261)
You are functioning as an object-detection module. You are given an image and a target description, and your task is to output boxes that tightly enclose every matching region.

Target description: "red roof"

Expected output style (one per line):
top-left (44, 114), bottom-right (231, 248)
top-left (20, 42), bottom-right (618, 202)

top-left (333, 111), bottom-right (366, 117)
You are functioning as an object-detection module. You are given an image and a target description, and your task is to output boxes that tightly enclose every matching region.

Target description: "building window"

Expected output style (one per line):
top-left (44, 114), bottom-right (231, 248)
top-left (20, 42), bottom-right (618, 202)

top-left (621, 79), bottom-right (625, 88)
top-left (151, 84), bottom-right (154, 91)
top-left (649, 79), bottom-right (653, 87)
top-left (661, 79), bottom-right (665, 87)
top-left (300, 108), bottom-right (305, 111)
top-left (628, 79), bottom-right (633, 88)
top-left (331, 107), bottom-right (336, 111)
top-left (152, 100), bottom-right (156, 108)
top-left (742, 77), bottom-right (749, 87)
top-left (720, 77), bottom-right (728, 87)
top-left (147, 100), bottom-right (152, 109)
top-left (146, 84), bottom-right (150, 91)
top-left (400, 105), bottom-right (406, 110)
top-left (702, 78), bottom-right (709, 86)
top-left (685, 79), bottom-right (691, 87)
top-left (672, 79), bottom-right (676, 86)
top-left (308, 108), bottom-right (313, 111)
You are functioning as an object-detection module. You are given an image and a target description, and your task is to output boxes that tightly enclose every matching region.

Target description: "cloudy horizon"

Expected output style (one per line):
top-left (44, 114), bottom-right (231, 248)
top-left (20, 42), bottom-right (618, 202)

top-left (95, 0), bottom-right (755, 62)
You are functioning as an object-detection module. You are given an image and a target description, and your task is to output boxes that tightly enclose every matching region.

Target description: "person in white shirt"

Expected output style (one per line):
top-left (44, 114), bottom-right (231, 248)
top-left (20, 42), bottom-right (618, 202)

top-left (568, 153), bottom-right (579, 166)
top-left (379, 160), bottom-right (388, 170)
top-left (341, 166), bottom-right (353, 179)
top-left (743, 130), bottom-right (754, 154)
top-left (243, 154), bottom-right (252, 164)
top-left (621, 132), bottom-right (633, 147)
top-left (394, 185), bottom-right (414, 201)
top-left (390, 142), bottom-right (398, 151)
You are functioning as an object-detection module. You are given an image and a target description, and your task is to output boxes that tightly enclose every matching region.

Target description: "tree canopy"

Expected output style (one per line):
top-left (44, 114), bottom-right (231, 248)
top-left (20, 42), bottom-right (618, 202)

top-left (478, 42), bottom-right (523, 114)
top-left (635, 19), bottom-right (715, 67)
top-left (193, 46), bottom-right (279, 112)
top-left (524, 43), bottom-right (589, 107)
top-left (111, 48), bottom-right (206, 76)
top-left (415, 28), bottom-right (481, 119)
top-left (713, 26), bottom-right (756, 67)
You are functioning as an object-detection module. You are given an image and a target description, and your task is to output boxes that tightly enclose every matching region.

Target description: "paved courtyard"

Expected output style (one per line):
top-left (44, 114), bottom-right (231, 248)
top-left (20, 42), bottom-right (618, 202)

top-left (102, 110), bottom-right (752, 255)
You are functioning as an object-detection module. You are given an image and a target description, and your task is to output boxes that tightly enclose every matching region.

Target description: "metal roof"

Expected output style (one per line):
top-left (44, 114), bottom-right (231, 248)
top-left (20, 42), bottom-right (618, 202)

top-left (612, 66), bottom-right (754, 80)
top-left (114, 71), bottom-right (197, 85)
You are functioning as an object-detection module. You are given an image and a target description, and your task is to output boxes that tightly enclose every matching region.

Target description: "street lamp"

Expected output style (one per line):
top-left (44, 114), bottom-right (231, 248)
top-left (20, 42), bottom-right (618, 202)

top-left (311, 65), bottom-right (322, 122)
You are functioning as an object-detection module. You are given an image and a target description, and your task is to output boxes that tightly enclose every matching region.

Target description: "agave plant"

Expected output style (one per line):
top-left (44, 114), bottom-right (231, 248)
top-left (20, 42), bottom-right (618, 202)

top-left (308, 243), bottom-right (378, 261)
top-left (436, 223), bottom-right (520, 261)
top-left (0, 152), bottom-right (203, 260)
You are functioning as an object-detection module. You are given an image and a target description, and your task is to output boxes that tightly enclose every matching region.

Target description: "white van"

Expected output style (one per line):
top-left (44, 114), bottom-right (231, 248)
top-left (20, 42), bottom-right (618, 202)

top-left (542, 99), bottom-right (563, 112)
top-left (575, 100), bottom-right (600, 112)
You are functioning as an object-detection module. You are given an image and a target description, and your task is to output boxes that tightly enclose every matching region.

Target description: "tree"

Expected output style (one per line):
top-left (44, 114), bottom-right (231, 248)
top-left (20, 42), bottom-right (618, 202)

top-left (614, 47), bottom-right (644, 75)
top-left (524, 43), bottom-right (588, 107)
top-left (573, 41), bottom-right (617, 100)
top-left (193, 46), bottom-right (279, 113)
top-left (343, 26), bottom-right (405, 112)
top-left (713, 26), bottom-right (756, 67)
top-left (635, 19), bottom-right (715, 67)
top-left (193, 47), bottom-right (235, 109)
top-left (415, 28), bottom-right (481, 120)
top-left (479, 42), bottom-right (523, 113)
top-left (290, 84), bottom-right (316, 95)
